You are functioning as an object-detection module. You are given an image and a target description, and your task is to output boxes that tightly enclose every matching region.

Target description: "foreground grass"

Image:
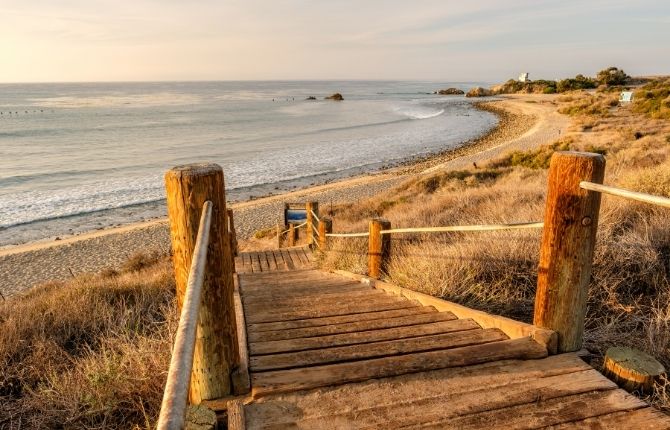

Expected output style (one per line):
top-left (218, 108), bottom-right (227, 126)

top-left (320, 83), bottom-right (670, 412)
top-left (0, 253), bottom-right (175, 429)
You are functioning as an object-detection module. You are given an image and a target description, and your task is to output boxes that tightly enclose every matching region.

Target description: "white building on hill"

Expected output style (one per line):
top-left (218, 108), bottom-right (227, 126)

top-left (519, 72), bottom-right (530, 82)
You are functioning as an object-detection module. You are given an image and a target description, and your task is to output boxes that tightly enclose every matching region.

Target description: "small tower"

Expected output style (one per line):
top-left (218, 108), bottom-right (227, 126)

top-left (519, 72), bottom-right (530, 82)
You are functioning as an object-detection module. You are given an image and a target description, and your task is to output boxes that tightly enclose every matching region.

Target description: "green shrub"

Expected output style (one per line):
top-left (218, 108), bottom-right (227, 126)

top-left (556, 75), bottom-right (597, 92)
top-left (597, 67), bottom-right (630, 86)
top-left (633, 79), bottom-right (670, 119)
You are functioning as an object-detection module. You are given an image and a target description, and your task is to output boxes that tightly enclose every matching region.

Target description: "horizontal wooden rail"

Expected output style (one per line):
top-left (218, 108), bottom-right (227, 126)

top-left (580, 181), bottom-right (670, 208)
top-left (157, 201), bottom-right (213, 430)
top-left (325, 232), bottom-right (370, 238)
top-left (379, 222), bottom-right (544, 234)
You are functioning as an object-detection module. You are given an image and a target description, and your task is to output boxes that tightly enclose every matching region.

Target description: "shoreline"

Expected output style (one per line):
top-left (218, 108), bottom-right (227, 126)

top-left (0, 94), bottom-right (568, 297)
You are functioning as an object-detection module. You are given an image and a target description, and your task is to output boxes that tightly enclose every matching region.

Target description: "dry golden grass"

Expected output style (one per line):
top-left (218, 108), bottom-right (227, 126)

top-left (320, 86), bottom-right (670, 412)
top-left (0, 253), bottom-right (176, 429)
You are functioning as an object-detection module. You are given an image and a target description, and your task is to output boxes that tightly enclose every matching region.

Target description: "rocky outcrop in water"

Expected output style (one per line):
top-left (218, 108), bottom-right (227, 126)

top-left (305, 96), bottom-right (317, 100)
top-left (325, 93), bottom-right (344, 101)
top-left (466, 87), bottom-right (494, 98)
top-left (435, 88), bottom-right (464, 95)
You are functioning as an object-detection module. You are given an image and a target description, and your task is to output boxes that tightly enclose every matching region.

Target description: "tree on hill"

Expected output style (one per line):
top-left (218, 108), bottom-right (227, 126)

top-left (597, 67), bottom-right (630, 86)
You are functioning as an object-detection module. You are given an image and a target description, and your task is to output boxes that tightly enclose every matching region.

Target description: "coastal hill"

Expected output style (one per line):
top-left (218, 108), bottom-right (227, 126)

top-left (1, 74), bottom-right (670, 427)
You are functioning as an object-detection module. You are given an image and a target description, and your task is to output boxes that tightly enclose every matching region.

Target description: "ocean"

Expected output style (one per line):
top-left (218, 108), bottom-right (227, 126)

top-left (0, 81), bottom-right (496, 246)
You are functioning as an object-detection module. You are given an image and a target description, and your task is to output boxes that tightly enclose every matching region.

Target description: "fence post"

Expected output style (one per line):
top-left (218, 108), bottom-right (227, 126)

top-left (288, 224), bottom-right (296, 247)
top-left (164, 163), bottom-right (239, 403)
top-left (534, 152), bottom-right (605, 353)
top-left (318, 217), bottom-right (333, 250)
top-left (227, 208), bottom-right (238, 257)
top-left (368, 218), bottom-right (391, 279)
top-left (276, 223), bottom-right (282, 249)
top-left (306, 201), bottom-right (319, 247)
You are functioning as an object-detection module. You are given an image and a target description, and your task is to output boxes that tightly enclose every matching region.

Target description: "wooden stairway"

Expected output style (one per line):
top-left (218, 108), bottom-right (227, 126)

top-left (227, 249), bottom-right (670, 429)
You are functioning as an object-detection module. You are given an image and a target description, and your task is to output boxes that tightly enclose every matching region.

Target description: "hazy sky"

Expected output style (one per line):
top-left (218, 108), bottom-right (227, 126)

top-left (1, 0), bottom-right (668, 83)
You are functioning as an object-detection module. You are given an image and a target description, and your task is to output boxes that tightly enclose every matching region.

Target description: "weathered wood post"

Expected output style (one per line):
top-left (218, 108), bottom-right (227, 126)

top-left (227, 209), bottom-right (238, 257)
top-left (276, 223), bottom-right (282, 249)
top-left (368, 218), bottom-right (391, 279)
top-left (534, 152), bottom-right (605, 353)
top-left (164, 163), bottom-right (239, 403)
top-left (288, 224), bottom-right (296, 247)
top-left (306, 201), bottom-right (319, 248)
top-left (318, 217), bottom-right (333, 250)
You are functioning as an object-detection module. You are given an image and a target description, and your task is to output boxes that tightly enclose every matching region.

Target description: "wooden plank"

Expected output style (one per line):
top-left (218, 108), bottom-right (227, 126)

top-left (250, 252), bottom-right (261, 273)
top-left (243, 288), bottom-right (384, 308)
top-left (418, 389), bottom-right (645, 429)
top-left (243, 353), bottom-right (594, 427)
top-left (264, 251), bottom-right (278, 271)
top-left (271, 250), bottom-right (286, 271)
top-left (334, 270), bottom-right (558, 354)
top-left (241, 285), bottom-right (372, 303)
top-left (302, 247), bottom-right (313, 263)
top-left (251, 369), bottom-right (619, 429)
top-left (247, 306), bottom-right (437, 333)
top-left (241, 280), bottom-right (368, 296)
top-left (250, 318), bottom-right (481, 355)
top-left (250, 328), bottom-right (506, 371)
top-left (249, 310), bottom-right (458, 343)
top-left (226, 399), bottom-right (246, 430)
top-left (243, 290), bottom-right (387, 312)
top-left (231, 282), bottom-right (250, 395)
top-left (258, 252), bottom-right (270, 272)
top-left (244, 291), bottom-right (397, 315)
top-left (290, 248), bottom-right (308, 267)
top-left (280, 249), bottom-right (295, 270)
top-left (549, 407), bottom-right (670, 429)
top-left (251, 337), bottom-right (548, 396)
top-left (246, 297), bottom-right (418, 324)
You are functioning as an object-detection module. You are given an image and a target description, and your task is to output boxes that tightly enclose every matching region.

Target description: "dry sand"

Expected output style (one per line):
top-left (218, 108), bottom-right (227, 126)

top-left (0, 95), bottom-right (570, 298)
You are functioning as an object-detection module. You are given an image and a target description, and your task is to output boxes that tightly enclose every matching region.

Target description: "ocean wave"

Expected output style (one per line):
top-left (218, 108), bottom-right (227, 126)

top-left (394, 106), bottom-right (445, 120)
top-left (28, 92), bottom-right (202, 109)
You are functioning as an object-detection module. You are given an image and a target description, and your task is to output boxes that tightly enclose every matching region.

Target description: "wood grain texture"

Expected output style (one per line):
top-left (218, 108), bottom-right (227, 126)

top-left (249, 318), bottom-right (481, 355)
top-left (534, 151), bottom-right (605, 353)
top-left (603, 346), bottom-right (666, 393)
top-left (368, 218), bottom-right (391, 279)
top-left (164, 163), bottom-right (238, 402)
top-left (247, 310), bottom-right (457, 343)
top-left (251, 337), bottom-right (547, 396)
top-left (318, 217), bottom-right (332, 250)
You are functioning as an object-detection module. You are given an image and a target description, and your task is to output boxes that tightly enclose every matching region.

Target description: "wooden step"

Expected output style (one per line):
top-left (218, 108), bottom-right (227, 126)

top-left (243, 353), bottom-right (595, 425)
top-left (251, 337), bottom-right (548, 396)
top-left (248, 310), bottom-right (458, 343)
top-left (244, 291), bottom-right (397, 315)
top-left (246, 297), bottom-right (418, 324)
top-left (250, 318), bottom-right (480, 355)
top-left (247, 307), bottom-right (438, 333)
top-left (242, 289), bottom-right (385, 309)
top-left (248, 369), bottom-right (619, 429)
top-left (251, 328), bottom-right (507, 371)
top-left (417, 389), bottom-right (646, 430)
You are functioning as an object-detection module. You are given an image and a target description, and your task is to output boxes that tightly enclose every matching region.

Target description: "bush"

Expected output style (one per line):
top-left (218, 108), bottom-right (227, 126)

top-left (633, 79), bottom-right (670, 120)
top-left (597, 66), bottom-right (630, 86)
top-left (557, 74), bottom-right (597, 92)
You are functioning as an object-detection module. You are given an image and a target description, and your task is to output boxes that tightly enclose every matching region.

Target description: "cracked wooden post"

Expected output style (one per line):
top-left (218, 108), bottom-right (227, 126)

top-left (368, 218), bottom-right (391, 279)
top-left (306, 201), bottom-right (319, 248)
top-left (165, 163), bottom-right (239, 403)
top-left (534, 152), bottom-right (605, 353)
top-left (318, 217), bottom-right (332, 250)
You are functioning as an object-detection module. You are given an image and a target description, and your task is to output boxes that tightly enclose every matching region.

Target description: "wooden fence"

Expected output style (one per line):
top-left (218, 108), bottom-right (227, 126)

top-left (156, 152), bottom-right (670, 426)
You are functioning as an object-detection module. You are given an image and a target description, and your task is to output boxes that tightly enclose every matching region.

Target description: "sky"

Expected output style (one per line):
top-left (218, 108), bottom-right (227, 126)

top-left (1, 0), bottom-right (668, 83)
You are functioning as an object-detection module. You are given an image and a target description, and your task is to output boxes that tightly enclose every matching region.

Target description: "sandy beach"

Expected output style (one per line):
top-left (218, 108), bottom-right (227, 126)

top-left (0, 95), bottom-right (570, 298)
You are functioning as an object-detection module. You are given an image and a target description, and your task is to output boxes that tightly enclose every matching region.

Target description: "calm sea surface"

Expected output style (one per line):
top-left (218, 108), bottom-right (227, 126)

top-left (0, 81), bottom-right (495, 246)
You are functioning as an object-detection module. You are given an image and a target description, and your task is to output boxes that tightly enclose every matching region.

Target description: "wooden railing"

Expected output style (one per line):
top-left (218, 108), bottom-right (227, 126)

top-left (158, 164), bottom-right (243, 429)
top-left (157, 201), bottom-right (213, 430)
top-left (316, 151), bottom-right (670, 354)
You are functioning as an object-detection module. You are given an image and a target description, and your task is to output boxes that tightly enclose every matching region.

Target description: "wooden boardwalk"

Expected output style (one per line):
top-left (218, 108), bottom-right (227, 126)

top-left (223, 248), bottom-right (670, 429)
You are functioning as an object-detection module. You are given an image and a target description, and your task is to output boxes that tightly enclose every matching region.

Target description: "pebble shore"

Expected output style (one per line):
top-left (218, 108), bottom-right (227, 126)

top-left (0, 96), bottom-right (565, 298)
